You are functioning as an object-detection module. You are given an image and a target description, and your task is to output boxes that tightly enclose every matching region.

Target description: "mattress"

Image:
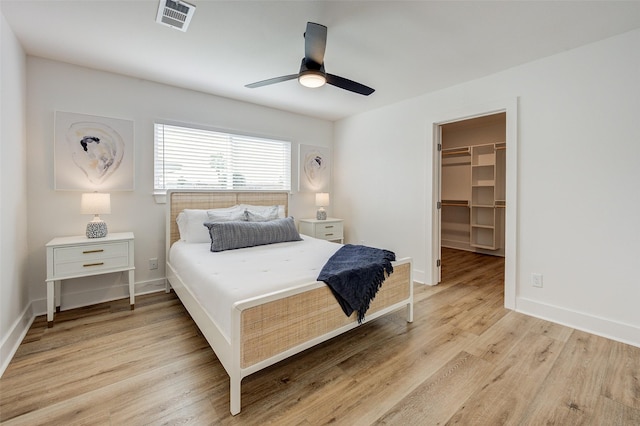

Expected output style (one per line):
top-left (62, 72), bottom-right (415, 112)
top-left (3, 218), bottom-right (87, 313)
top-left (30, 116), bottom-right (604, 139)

top-left (168, 235), bottom-right (341, 341)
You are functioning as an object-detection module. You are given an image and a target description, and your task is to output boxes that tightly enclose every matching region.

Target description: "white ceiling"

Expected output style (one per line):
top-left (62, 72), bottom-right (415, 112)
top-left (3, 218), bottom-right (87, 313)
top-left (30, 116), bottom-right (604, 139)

top-left (3, 1), bottom-right (640, 121)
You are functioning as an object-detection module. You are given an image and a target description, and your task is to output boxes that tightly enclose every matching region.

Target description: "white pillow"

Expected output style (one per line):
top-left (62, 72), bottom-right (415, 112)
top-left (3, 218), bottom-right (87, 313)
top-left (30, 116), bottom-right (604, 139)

top-left (176, 206), bottom-right (244, 243)
top-left (207, 209), bottom-right (247, 222)
top-left (239, 204), bottom-right (285, 219)
top-left (245, 206), bottom-right (279, 222)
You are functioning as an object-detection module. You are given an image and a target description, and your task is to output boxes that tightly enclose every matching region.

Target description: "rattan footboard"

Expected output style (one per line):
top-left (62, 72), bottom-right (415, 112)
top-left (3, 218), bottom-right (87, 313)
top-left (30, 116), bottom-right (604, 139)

top-left (240, 261), bottom-right (411, 368)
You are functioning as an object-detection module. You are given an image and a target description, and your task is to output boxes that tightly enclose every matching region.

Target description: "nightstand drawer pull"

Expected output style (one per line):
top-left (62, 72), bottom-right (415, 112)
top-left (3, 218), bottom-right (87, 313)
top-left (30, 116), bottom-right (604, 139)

top-left (325, 225), bottom-right (334, 228)
top-left (325, 233), bottom-right (334, 236)
top-left (83, 262), bottom-right (105, 267)
top-left (83, 249), bottom-right (104, 254)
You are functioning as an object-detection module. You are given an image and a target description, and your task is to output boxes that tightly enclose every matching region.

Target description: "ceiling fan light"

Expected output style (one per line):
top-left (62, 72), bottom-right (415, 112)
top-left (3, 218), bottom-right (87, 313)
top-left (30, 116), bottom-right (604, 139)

top-left (298, 72), bottom-right (326, 88)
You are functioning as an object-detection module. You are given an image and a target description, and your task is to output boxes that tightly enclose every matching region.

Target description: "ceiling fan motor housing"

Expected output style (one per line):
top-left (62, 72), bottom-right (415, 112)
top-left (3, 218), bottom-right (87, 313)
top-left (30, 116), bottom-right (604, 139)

top-left (298, 59), bottom-right (327, 88)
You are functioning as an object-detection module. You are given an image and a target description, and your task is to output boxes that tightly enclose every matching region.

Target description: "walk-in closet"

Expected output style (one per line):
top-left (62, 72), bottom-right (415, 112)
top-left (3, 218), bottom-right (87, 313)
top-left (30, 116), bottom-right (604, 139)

top-left (440, 112), bottom-right (506, 279)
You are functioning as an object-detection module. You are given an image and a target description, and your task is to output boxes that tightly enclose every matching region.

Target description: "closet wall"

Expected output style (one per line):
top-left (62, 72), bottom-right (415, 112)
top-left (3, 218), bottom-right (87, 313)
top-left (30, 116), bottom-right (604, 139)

top-left (441, 113), bottom-right (506, 256)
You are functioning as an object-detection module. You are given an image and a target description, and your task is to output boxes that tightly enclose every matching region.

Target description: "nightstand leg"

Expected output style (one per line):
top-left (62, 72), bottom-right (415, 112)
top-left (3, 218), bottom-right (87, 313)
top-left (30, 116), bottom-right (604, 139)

top-left (128, 269), bottom-right (135, 310)
top-left (54, 280), bottom-right (61, 312)
top-left (46, 280), bottom-right (54, 327)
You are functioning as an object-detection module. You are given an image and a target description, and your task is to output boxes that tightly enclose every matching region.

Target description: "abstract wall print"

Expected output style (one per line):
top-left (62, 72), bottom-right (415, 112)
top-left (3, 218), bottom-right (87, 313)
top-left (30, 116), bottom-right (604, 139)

top-left (54, 111), bottom-right (134, 190)
top-left (299, 144), bottom-right (330, 192)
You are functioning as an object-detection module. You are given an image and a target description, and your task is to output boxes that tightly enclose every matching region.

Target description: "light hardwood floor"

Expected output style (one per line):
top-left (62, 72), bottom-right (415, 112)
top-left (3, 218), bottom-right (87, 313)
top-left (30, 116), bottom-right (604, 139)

top-left (1, 248), bottom-right (638, 425)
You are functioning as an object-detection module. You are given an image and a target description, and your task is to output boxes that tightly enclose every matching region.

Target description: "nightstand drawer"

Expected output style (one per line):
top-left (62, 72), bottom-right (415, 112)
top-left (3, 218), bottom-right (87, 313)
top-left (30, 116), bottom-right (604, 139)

top-left (315, 222), bottom-right (343, 239)
top-left (53, 242), bottom-right (129, 277)
top-left (53, 255), bottom-right (130, 277)
top-left (299, 218), bottom-right (344, 243)
top-left (54, 241), bottom-right (129, 261)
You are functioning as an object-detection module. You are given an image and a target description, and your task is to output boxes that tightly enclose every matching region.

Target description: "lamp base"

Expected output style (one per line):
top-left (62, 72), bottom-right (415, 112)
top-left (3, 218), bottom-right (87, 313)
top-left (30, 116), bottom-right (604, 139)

top-left (316, 208), bottom-right (327, 220)
top-left (86, 221), bottom-right (108, 238)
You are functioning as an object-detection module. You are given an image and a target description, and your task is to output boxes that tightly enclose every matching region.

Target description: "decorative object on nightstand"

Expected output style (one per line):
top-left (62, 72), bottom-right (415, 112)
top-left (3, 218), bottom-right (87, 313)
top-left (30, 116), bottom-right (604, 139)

top-left (315, 192), bottom-right (329, 220)
top-left (81, 192), bottom-right (110, 238)
top-left (299, 218), bottom-right (344, 243)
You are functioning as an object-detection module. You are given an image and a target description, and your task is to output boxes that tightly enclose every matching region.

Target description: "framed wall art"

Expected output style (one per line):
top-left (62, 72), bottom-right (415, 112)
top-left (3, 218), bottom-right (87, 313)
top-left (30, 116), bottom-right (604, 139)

top-left (298, 144), bottom-right (330, 192)
top-left (54, 111), bottom-right (134, 191)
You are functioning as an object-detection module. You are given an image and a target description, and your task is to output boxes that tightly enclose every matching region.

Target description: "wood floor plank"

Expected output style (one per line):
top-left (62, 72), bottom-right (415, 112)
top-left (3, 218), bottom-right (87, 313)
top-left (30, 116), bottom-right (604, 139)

top-left (591, 395), bottom-right (640, 426)
top-left (601, 340), bottom-right (640, 410)
top-left (372, 351), bottom-right (494, 425)
top-left (518, 330), bottom-right (614, 425)
top-left (1, 319), bottom-right (206, 420)
top-left (1, 248), bottom-right (637, 425)
top-left (526, 315), bottom-right (574, 343)
top-left (466, 310), bottom-right (537, 365)
top-left (446, 331), bottom-right (564, 425)
top-left (1, 348), bottom-right (220, 425)
top-left (299, 325), bottom-right (476, 425)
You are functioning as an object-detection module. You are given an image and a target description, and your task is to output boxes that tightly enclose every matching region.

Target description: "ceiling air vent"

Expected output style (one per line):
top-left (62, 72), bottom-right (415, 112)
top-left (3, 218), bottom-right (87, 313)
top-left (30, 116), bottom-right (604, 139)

top-left (156, 0), bottom-right (196, 32)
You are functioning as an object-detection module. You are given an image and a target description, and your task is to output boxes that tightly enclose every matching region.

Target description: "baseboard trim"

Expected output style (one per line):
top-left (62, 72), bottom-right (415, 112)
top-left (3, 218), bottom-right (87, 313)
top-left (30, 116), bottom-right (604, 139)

top-left (412, 268), bottom-right (426, 285)
top-left (30, 278), bottom-right (167, 316)
top-left (0, 303), bottom-right (34, 377)
top-left (516, 297), bottom-right (640, 348)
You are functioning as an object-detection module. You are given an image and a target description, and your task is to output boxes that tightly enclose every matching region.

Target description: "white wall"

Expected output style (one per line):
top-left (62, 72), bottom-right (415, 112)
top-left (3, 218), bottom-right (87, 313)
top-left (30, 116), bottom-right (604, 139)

top-left (26, 57), bottom-right (333, 314)
top-left (0, 11), bottom-right (30, 374)
top-left (334, 29), bottom-right (640, 347)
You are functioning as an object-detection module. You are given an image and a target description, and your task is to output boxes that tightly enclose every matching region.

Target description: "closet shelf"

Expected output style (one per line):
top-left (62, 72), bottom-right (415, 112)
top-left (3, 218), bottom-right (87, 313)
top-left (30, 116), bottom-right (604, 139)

top-left (471, 224), bottom-right (494, 229)
top-left (470, 243), bottom-right (496, 250)
top-left (441, 200), bottom-right (469, 207)
top-left (442, 160), bottom-right (471, 166)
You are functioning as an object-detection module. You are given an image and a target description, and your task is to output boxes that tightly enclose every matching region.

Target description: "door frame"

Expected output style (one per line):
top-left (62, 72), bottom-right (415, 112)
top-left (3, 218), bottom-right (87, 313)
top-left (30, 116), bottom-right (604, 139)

top-left (429, 98), bottom-right (518, 310)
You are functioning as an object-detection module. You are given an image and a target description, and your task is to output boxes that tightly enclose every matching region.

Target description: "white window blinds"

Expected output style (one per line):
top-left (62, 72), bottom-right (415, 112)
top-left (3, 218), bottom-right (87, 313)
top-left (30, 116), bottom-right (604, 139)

top-left (154, 123), bottom-right (291, 192)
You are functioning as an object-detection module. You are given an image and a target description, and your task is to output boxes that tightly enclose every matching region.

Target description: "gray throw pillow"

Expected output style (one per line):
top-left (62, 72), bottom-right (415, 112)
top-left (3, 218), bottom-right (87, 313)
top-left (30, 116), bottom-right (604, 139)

top-left (204, 217), bottom-right (302, 252)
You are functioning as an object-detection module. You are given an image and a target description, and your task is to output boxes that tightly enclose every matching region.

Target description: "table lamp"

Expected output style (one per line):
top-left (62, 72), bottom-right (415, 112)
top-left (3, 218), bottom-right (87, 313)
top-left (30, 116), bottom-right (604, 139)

top-left (81, 192), bottom-right (111, 238)
top-left (315, 192), bottom-right (329, 220)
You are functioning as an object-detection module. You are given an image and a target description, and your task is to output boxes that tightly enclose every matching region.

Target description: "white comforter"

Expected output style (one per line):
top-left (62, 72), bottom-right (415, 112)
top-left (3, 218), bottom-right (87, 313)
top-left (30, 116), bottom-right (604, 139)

top-left (168, 236), bottom-right (341, 341)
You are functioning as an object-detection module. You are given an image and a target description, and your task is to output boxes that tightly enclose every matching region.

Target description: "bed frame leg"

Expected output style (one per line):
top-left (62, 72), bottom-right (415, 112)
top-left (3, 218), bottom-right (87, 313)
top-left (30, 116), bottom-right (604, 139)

top-left (407, 301), bottom-right (414, 323)
top-left (230, 375), bottom-right (241, 415)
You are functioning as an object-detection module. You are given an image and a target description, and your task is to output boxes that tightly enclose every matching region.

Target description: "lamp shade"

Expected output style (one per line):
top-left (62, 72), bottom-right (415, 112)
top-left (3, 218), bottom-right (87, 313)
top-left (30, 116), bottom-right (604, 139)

top-left (315, 192), bottom-right (330, 207)
top-left (81, 192), bottom-right (111, 215)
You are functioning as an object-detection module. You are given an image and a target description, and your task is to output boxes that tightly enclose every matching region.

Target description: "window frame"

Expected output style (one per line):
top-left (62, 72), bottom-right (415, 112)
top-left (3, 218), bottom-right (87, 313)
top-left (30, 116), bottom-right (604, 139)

top-left (153, 121), bottom-right (292, 200)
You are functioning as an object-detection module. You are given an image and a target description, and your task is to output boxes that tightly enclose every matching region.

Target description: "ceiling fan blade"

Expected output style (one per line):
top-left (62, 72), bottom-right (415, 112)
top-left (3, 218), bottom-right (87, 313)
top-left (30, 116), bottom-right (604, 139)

top-left (245, 74), bottom-right (298, 88)
top-left (326, 73), bottom-right (375, 96)
top-left (304, 22), bottom-right (327, 67)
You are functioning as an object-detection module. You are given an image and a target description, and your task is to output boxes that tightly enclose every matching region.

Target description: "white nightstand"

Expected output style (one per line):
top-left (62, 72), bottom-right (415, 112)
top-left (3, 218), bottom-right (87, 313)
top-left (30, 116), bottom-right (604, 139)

top-left (298, 218), bottom-right (344, 243)
top-left (45, 232), bottom-right (135, 327)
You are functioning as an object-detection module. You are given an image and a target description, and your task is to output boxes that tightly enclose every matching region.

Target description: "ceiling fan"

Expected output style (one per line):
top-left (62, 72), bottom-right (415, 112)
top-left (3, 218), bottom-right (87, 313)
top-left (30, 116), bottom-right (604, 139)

top-left (245, 22), bottom-right (375, 96)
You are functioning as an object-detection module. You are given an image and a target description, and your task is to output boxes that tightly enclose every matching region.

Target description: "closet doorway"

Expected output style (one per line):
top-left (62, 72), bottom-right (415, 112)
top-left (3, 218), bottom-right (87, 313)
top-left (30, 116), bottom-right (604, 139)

top-left (436, 112), bottom-right (508, 286)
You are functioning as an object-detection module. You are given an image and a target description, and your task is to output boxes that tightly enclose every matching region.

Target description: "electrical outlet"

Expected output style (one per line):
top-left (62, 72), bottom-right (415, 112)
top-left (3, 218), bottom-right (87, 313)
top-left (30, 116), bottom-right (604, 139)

top-left (531, 273), bottom-right (543, 288)
top-left (149, 258), bottom-right (158, 270)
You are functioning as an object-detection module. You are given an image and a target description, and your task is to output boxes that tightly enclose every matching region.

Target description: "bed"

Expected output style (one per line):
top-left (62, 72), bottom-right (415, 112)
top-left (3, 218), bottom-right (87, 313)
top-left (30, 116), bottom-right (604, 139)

top-left (165, 190), bottom-right (413, 415)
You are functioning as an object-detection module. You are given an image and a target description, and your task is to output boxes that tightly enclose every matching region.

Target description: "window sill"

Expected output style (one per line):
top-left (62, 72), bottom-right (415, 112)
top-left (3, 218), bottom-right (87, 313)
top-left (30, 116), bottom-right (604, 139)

top-left (153, 192), bottom-right (167, 204)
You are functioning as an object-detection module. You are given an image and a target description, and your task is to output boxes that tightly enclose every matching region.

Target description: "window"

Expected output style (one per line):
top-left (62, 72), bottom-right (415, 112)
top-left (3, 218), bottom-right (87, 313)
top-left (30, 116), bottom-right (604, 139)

top-left (154, 123), bottom-right (291, 193)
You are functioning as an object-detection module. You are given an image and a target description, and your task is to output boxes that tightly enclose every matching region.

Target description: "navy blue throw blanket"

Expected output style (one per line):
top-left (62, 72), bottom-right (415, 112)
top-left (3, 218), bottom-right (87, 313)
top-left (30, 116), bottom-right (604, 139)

top-left (317, 244), bottom-right (396, 323)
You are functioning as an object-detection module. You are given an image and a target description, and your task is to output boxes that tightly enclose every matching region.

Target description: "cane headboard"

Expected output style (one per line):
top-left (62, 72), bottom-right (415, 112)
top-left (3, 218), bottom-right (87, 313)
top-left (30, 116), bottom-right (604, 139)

top-left (166, 191), bottom-right (290, 247)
